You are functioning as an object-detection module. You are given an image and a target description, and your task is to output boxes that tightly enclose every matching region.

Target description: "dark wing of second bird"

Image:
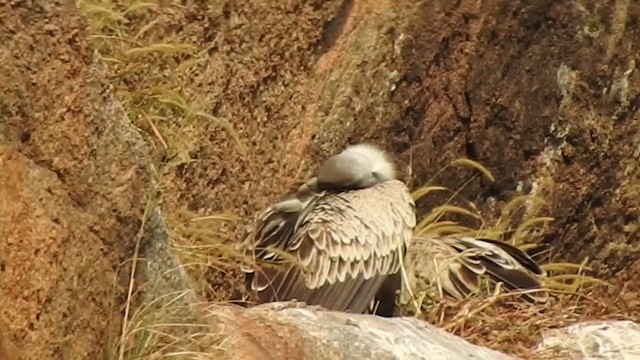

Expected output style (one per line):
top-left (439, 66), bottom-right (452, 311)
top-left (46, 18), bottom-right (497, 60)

top-left (242, 179), bottom-right (416, 314)
top-left (410, 235), bottom-right (548, 303)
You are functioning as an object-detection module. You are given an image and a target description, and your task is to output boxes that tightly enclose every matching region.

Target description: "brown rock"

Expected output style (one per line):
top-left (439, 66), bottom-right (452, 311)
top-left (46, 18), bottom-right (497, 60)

top-left (0, 146), bottom-right (118, 359)
top-left (2, 0), bottom-right (640, 358)
top-left (536, 320), bottom-right (640, 359)
top-left (0, 1), bottom-right (197, 359)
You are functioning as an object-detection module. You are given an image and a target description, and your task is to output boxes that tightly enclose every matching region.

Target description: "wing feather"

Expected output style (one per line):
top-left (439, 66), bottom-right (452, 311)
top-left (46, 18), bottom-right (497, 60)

top-left (242, 179), bottom-right (416, 314)
top-left (410, 235), bottom-right (548, 303)
top-left (474, 238), bottom-right (546, 275)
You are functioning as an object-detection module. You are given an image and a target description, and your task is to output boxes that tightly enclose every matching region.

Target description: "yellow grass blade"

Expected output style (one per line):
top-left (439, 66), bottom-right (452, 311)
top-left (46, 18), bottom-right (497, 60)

top-left (516, 243), bottom-right (540, 252)
top-left (124, 2), bottom-right (159, 14)
top-left (495, 195), bottom-right (546, 233)
top-left (544, 274), bottom-right (612, 288)
top-left (125, 43), bottom-right (197, 57)
top-left (466, 229), bottom-right (504, 240)
top-left (175, 57), bottom-right (208, 72)
top-left (135, 18), bottom-right (163, 40)
top-left (153, 92), bottom-right (189, 112)
top-left (415, 204), bottom-right (481, 233)
top-left (190, 214), bottom-right (241, 223)
top-left (81, 3), bottom-right (127, 23)
top-left (417, 223), bottom-right (473, 237)
top-left (450, 158), bottom-right (495, 182)
top-left (541, 262), bottom-right (594, 272)
top-left (411, 185), bottom-right (449, 201)
top-left (194, 111), bottom-right (246, 155)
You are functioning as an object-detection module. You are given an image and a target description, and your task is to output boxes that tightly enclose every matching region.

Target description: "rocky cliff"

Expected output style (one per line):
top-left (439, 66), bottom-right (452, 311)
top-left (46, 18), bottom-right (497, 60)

top-left (1, 0), bottom-right (639, 359)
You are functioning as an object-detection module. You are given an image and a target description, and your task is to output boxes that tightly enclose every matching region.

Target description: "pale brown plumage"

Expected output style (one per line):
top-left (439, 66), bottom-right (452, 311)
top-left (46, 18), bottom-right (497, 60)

top-left (408, 235), bottom-right (548, 303)
top-left (242, 179), bottom-right (416, 314)
top-left (241, 144), bottom-right (416, 315)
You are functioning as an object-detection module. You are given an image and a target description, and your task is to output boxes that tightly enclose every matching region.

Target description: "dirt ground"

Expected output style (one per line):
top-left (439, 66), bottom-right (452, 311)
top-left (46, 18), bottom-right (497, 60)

top-left (1, 0), bottom-right (640, 358)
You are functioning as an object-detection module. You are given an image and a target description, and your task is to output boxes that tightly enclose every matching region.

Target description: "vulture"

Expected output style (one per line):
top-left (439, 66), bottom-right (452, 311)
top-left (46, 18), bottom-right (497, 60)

top-left (408, 235), bottom-right (549, 303)
top-left (241, 143), bottom-right (416, 316)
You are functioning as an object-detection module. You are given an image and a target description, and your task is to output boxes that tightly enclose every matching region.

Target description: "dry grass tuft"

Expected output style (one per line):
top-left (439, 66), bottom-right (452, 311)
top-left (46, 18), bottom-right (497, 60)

top-left (105, 202), bottom-right (241, 359)
top-left (111, 291), bottom-right (232, 360)
top-left (78, 0), bottom-right (244, 176)
top-left (167, 209), bottom-right (245, 298)
top-left (419, 286), bottom-right (633, 359)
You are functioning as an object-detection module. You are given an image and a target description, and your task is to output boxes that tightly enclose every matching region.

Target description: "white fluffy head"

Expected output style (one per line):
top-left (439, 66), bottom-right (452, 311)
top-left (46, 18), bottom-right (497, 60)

top-left (316, 143), bottom-right (396, 190)
top-left (338, 143), bottom-right (396, 180)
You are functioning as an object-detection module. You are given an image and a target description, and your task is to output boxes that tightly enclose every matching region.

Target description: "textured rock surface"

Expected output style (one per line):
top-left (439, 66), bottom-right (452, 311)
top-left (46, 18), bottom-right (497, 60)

top-left (2, 0), bottom-right (640, 358)
top-left (0, 2), bottom-right (196, 359)
top-left (536, 320), bottom-right (640, 359)
top-left (220, 302), bottom-right (516, 360)
top-left (0, 146), bottom-right (121, 359)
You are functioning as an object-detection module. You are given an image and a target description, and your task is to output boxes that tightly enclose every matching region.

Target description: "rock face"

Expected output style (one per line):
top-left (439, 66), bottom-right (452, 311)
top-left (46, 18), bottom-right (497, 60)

top-left (536, 320), bottom-right (640, 359)
top-left (0, 147), bottom-right (123, 359)
top-left (0, 2), bottom-right (195, 359)
top-left (220, 302), bottom-right (516, 360)
top-left (2, 0), bottom-right (640, 358)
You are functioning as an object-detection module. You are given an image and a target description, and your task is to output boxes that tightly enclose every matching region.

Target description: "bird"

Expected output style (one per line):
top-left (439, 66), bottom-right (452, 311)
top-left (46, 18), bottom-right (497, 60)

top-left (406, 235), bottom-right (549, 303)
top-left (240, 143), bottom-right (416, 316)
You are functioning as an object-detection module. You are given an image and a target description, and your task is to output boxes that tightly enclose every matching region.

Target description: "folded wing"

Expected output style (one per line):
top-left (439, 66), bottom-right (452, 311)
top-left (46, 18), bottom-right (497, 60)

top-left (242, 179), bottom-right (416, 314)
top-left (409, 235), bottom-right (548, 303)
